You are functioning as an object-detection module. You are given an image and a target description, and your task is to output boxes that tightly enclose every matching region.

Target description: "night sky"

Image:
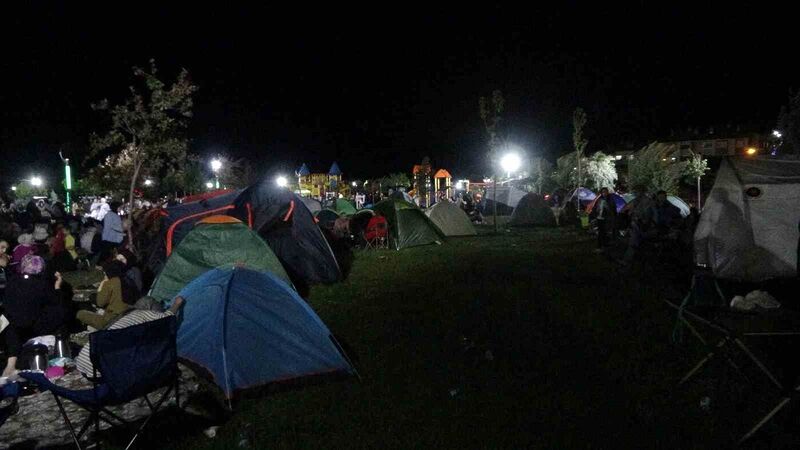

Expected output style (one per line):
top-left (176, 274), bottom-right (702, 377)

top-left (1, 4), bottom-right (796, 185)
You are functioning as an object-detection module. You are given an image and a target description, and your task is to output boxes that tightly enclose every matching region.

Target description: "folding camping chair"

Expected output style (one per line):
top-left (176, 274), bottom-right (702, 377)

top-left (668, 273), bottom-right (800, 443)
top-left (21, 316), bottom-right (179, 450)
top-left (364, 216), bottom-right (388, 249)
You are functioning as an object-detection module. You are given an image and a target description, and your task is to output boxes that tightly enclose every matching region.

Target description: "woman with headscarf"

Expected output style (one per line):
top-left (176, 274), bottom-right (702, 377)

top-left (11, 233), bottom-right (35, 273)
top-left (76, 260), bottom-right (130, 330)
top-left (2, 255), bottom-right (68, 377)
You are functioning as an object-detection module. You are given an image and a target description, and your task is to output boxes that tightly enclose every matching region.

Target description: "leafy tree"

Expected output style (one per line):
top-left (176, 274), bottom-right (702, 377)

top-left (527, 157), bottom-right (554, 194)
top-left (682, 151), bottom-right (709, 208)
top-left (89, 59), bottom-right (197, 246)
top-left (583, 152), bottom-right (617, 191)
top-left (628, 142), bottom-right (686, 195)
top-left (572, 107), bottom-right (588, 189)
top-left (551, 151), bottom-right (617, 192)
top-left (379, 173), bottom-right (411, 191)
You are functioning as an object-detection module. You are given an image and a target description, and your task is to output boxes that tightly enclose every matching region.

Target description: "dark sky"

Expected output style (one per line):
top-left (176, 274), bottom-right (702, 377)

top-left (1, 4), bottom-right (796, 186)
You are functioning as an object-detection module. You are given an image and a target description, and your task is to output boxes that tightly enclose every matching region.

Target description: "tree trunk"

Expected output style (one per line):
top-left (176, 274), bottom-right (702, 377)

top-left (128, 160), bottom-right (142, 253)
top-left (697, 176), bottom-right (702, 211)
top-left (493, 176), bottom-right (498, 233)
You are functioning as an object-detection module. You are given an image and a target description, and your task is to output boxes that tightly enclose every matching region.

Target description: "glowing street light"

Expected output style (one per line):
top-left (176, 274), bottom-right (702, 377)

top-left (31, 176), bottom-right (43, 187)
top-left (205, 182), bottom-right (214, 189)
top-left (500, 153), bottom-right (522, 178)
top-left (11, 186), bottom-right (16, 191)
top-left (210, 159), bottom-right (222, 188)
top-left (144, 179), bottom-right (153, 186)
top-left (773, 130), bottom-right (782, 138)
top-left (746, 147), bottom-right (757, 156)
top-left (351, 181), bottom-right (357, 187)
top-left (276, 176), bottom-right (288, 188)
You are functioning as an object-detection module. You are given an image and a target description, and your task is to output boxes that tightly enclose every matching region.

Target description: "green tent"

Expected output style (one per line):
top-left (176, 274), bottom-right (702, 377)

top-left (149, 216), bottom-right (291, 302)
top-left (426, 201), bottom-right (477, 236)
top-left (373, 199), bottom-right (445, 250)
top-left (332, 198), bottom-right (357, 216)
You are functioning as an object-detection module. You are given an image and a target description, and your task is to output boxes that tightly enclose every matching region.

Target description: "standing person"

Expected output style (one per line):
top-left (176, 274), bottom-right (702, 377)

top-left (100, 201), bottom-right (124, 262)
top-left (2, 255), bottom-right (69, 377)
top-left (76, 260), bottom-right (130, 330)
top-left (594, 187), bottom-right (617, 252)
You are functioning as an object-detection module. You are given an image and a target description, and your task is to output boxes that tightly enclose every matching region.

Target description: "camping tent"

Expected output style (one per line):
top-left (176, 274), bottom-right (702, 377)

top-left (147, 189), bottom-right (244, 274)
top-left (586, 193), bottom-right (627, 214)
top-left (149, 216), bottom-right (291, 302)
top-left (695, 157), bottom-right (800, 281)
top-left (484, 185), bottom-right (528, 214)
top-left (373, 199), bottom-right (445, 250)
top-left (231, 181), bottom-right (341, 285)
top-left (568, 187), bottom-right (597, 204)
top-left (300, 197), bottom-right (322, 214)
top-left (331, 198), bottom-right (357, 216)
top-left (509, 193), bottom-right (557, 227)
top-left (315, 209), bottom-right (340, 230)
top-left (389, 190), bottom-right (414, 203)
top-left (425, 201), bottom-right (477, 236)
top-left (620, 194), bottom-right (690, 218)
top-left (175, 267), bottom-right (354, 400)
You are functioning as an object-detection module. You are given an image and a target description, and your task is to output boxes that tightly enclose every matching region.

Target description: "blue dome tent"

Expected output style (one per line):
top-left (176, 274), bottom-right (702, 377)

top-left (174, 267), bottom-right (355, 401)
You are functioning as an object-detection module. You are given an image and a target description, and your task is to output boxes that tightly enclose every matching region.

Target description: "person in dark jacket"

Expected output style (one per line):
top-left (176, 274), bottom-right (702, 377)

top-left (594, 187), bottom-right (617, 251)
top-left (2, 255), bottom-right (68, 377)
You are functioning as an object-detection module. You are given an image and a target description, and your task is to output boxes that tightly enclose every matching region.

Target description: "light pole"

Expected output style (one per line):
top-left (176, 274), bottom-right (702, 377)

top-left (493, 151), bottom-right (523, 232)
top-left (31, 176), bottom-right (43, 188)
top-left (276, 176), bottom-right (288, 188)
top-left (210, 159), bottom-right (222, 189)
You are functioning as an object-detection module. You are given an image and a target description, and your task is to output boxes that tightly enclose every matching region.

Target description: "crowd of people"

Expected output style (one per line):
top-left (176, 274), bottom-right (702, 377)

top-left (0, 196), bottom-right (152, 379)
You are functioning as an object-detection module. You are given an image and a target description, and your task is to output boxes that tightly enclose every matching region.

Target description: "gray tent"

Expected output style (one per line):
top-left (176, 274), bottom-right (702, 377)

top-left (509, 193), bottom-right (557, 227)
top-left (300, 196), bottom-right (322, 214)
top-left (695, 157), bottom-right (800, 281)
top-left (426, 201), bottom-right (477, 236)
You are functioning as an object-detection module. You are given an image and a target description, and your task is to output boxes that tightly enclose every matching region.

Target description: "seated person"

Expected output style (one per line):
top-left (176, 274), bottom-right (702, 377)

top-left (75, 296), bottom-right (184, 377)
top-left (76, 261), bottom-right (130, 330)
top-left (116, 249), bottom-right (143, 303)
top-left (2, 255), bottom-right (69, 377)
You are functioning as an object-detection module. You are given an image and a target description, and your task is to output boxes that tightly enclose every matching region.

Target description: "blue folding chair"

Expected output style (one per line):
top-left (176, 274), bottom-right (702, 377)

top-left (21, 316), bottom-right (179, 450)
top-left (0, 382), bottom-right (20, 428)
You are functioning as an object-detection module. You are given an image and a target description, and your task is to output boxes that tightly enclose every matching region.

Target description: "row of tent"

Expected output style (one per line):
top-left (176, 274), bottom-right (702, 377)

top-left (143, 182), bottom-right (354, 400)
top-left (313, 198), bottom-right (478, 250)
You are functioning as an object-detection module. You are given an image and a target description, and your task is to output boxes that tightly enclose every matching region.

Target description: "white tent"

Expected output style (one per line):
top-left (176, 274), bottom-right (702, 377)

top-left (426, 201), bottom-right (477, 236)
top-left (489, 185), bottom-right (528, 210)
top-left (695, 157), bottom-right (800, 281)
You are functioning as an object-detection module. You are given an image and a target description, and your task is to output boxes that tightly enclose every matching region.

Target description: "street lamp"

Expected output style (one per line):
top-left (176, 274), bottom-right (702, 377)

top-left (746, 147), bottom-right (757, 156)
top-left (11, 186), bottom-right (16, 191)
top-left (773, 130), bottom-right (782, 138)
top-left (276, 176), bottom-right (288, 188)
top-left (205, 182), bottom-right (214, 189)
top-left (210, 159), bottom-right (222, 189)
top-left (500, 153), bottom-right (522, 178)
top-left (144, 179), bottom-right (153, 186)
top-left (31, 176), bottom-right (43, 187)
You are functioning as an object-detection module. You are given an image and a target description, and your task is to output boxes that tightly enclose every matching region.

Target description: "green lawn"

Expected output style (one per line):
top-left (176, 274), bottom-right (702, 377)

top-left (125, 228), bottom-right (799, 448)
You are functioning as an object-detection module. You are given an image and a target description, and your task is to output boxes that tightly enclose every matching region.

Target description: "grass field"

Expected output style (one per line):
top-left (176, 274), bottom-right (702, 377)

top-left (115, 226), bottom-right (793, 450)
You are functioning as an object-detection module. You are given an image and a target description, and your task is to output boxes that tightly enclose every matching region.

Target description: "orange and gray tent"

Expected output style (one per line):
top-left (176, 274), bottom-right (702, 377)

top-left (231, 181), bottom-right (341, 284)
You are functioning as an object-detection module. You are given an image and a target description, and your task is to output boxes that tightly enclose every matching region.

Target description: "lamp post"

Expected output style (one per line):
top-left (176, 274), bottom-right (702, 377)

top-left (492, 151), bottom-right (523, 232)
top-left (210, 159), bottom-right (222, 189)
top-left (31, 176), bottom-right (43, 188)
top-left (61, 159), bottom-right (73, 213)
top-left (276, 176), bottom-right (288, 188)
